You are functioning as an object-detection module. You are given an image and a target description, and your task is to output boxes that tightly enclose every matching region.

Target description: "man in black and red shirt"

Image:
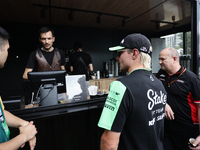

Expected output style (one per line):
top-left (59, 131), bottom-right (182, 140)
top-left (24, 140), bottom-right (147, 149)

top-left (156, 47), bottom-right (200, 150)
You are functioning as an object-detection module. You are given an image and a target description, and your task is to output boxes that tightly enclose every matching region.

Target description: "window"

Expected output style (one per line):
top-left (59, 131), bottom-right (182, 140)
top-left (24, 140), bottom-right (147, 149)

top-left (186, 31), bottom-right (191, 55)
top-left (161, 32), bottom-right (191, 71)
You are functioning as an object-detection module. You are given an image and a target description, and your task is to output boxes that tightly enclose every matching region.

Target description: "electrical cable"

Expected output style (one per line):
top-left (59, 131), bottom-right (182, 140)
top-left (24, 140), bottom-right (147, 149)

top-left (35, 84), bottom-right (43, 103)
top-left (38, 84), bottom-right (54, 105)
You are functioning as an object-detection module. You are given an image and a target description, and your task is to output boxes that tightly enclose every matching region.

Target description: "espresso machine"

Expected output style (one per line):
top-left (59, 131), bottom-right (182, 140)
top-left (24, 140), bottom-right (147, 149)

top-left (103, 58), bottom-right (119, 78)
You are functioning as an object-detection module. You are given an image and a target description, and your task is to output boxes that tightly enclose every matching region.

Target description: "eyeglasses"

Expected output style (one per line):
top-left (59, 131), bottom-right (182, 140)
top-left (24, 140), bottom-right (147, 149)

top-left (117, 50), bottom-right (127, 57)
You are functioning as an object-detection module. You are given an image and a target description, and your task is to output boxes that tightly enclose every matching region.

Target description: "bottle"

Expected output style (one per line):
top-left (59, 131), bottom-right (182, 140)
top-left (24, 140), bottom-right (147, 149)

top-left (97, 70), bottom-right (100, 79)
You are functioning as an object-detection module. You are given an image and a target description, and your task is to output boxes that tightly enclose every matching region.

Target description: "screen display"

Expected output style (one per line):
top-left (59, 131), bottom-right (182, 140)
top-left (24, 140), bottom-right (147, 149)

top-left (28, 70), bottom-right (66, 94)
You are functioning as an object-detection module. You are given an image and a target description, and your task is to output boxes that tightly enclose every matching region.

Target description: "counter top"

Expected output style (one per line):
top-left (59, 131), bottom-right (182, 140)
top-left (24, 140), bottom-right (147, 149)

top-left (89, 77), bottom-right (119, 81)
top-left (10, 96), bottom-right (106, 120)
top-left (89, 77), bottom-right (118, 93)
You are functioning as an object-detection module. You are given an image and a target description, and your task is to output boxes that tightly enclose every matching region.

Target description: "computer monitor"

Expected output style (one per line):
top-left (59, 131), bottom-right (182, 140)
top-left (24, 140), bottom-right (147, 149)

top-left (28, 70), bottom-right (66, 106)
top-left (28, 70), bottom-right (66, 94)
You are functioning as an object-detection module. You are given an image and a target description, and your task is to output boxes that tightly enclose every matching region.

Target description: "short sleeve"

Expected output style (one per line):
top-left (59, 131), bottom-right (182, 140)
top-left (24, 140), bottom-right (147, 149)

top-left (190, 75), bottom-right (200, 103)
top-left (98, 81), bottom-right (127, 131)
top-left (0, 97), bottom-right (4, 110)
top-left (26, 50), bottom-right (37, 69)
top-left (88, 54), bottom-right (92, 64)
top-left (68, 53), bottom-right (75, 67)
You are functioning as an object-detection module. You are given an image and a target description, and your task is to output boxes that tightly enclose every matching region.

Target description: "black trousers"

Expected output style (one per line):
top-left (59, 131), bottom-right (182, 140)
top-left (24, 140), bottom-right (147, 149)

top-left (164, 131), bottom-right (193, 150)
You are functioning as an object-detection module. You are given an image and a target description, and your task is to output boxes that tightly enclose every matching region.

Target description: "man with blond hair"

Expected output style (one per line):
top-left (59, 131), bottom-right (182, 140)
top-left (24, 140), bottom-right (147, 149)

top-left (98, 33), bottom-right (167, 150)
top-left (157, 47), bottom-right (200, 150)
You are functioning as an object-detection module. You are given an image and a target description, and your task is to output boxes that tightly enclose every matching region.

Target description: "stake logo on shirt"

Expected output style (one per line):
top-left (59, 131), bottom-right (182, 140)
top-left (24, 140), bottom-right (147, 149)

top-left (147, 89), bottom-right (167, 110)
top-left (147, 89), bottom-right (167, 126)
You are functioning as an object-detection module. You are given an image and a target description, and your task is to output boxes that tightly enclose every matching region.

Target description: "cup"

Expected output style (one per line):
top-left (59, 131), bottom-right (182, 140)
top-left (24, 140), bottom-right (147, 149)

top-left (88, 86), bottom-right (98, 96)
top-left (91, 75), bottom-right (96, 80)
top-left (189, 138), bottom-right (198, 148)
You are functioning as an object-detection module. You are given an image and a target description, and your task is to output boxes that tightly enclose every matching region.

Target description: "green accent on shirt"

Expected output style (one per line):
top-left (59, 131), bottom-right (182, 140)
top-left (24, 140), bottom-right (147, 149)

top-left (98, 81), bottom-right (126, 130)
top-left (128, 68), bottom-right (150, 75)
top-left (0, 101), bottom-right (10, 142)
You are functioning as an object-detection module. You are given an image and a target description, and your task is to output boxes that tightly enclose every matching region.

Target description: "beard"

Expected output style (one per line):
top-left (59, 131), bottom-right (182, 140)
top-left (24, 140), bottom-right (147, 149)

top-left (43, 44), bottom-right (52, 51)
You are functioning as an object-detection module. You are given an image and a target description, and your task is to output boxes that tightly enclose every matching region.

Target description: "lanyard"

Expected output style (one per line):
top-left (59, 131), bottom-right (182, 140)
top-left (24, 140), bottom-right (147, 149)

top-left (167, 68), bottom-right (186, 87)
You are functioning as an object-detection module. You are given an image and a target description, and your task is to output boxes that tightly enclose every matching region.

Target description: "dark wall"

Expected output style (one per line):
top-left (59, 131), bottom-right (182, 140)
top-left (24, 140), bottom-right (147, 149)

top-left (0, 23), bottom-right (130, 101)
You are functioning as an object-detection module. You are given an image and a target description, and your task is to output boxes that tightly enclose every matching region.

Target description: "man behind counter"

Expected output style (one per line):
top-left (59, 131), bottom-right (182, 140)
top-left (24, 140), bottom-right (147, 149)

top-left (22, 26), bottom-right (67, 101)
top-left (23, 26), bottom-right (66, 79)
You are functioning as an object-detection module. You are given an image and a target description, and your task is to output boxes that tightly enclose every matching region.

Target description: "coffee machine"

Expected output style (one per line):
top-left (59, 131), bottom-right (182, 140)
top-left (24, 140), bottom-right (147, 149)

top-left (103, 58), bottom-right (119, 78)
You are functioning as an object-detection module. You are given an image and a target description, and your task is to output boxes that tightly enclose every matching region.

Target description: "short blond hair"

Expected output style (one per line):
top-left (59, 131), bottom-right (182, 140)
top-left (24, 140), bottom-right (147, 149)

top-left (140, 52), bottom-right (151, 70)
top-left (127, 47), bottom-right (152, 70)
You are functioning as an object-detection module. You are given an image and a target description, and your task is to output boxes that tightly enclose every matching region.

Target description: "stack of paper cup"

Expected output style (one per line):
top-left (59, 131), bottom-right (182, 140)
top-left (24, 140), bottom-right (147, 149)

top-left (88, 86), bottom-right (98, 96)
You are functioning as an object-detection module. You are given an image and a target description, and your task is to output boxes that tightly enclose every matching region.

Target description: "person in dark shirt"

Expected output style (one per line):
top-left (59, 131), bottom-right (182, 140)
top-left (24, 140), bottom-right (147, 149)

top-left (98, 33), bottom-right (167, 150)
top-left (22, 27), bottom-right (66, 101)
top-left (157, 47), bottom-right (200, 150)
top-left (189, 136), bottom-right (200, 149)
top-left (23, 26), bottom-right (65, 79)
top-left (69, 41), bottom-right (93, 98)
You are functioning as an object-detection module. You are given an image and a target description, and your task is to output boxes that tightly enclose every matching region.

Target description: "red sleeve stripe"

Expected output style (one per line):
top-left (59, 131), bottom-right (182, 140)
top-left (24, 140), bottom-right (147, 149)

top-left (187, 92), bottom-right (199, 124)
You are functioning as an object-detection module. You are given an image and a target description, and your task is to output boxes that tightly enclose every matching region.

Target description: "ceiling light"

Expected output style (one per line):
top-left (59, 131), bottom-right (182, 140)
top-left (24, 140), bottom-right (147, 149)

top-left (34, 4), bottom-right (130, 25)
top-left (68, 12), bottom-right (73, 21)
top-left (151, 19), bottom-right (177, 30)
top-left (121, 18), bottom-right (125, 26)
top-left (172, 16), bottom-right (175, 22)
top-left (156, 22), bottom-right (160, 30)
top-left (40, 8), bottom-right (46, 19)
top-left (172, 16), bottom-right (176, 28)
top-left (97, 15), bottom-right (101, 24)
